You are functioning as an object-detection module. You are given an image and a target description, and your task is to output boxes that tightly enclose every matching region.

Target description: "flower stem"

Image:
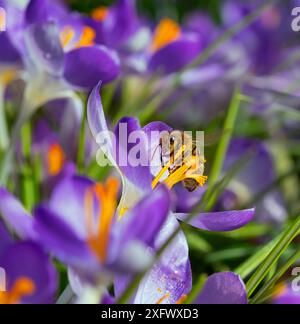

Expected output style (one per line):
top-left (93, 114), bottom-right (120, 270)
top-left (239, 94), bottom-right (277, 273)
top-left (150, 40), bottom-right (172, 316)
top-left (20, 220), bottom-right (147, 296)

top-left (20, 122), bottom-right (36, 211)
top-left (77, 95), bottom-right (88, 173)
top-left (56, 285), bottom-right (74, 305)
top-left (0, 109), bottom-right (27, 186)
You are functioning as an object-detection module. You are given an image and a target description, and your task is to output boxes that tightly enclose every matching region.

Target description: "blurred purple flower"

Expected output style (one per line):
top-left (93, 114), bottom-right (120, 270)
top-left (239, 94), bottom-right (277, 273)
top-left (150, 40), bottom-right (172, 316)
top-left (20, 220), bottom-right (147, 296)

top-left (221, 138), bottom-right (287, 223)
top-left (0, 221), bottom-right (57, 304)
top-left (272, 283), bottom-right (300, 304)
top-left (0, 0), bottom-right (120, 125)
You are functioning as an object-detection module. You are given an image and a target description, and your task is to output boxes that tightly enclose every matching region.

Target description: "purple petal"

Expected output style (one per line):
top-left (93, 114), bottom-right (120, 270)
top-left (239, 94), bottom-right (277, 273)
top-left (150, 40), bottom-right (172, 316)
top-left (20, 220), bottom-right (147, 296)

top-left (224, 138), bottom-right (287, 222)
top-left (0, 33), bottom-right (22, 64)
top-left (25, 22), bottom-right (64, 76)
top-left (115, 215), bottom-right (192, 304)
top-left (114, 117), bottom-right (153, 191)
top-left (0, 241), bottom-right (58, 304)
top-left (63, 45), bottom-right (120, 90)
top-left (184, 12), bottom-right (218, 47)
top-left (101, 293), bottom-right (115, 304)
top-left (119, 185), bottom-right (170, 246)
top-left (0, 221), bottom-right (13, 257)
top-left (87, 82), bottom-right (115, 156)
top-left (0, 188), bottom-right (35, 240)
top-left (25, 0), bottom-right (67, 25)
top-left (33, 205), bottom-right (93, 267)
top-left (225, 139), bottom-right (276, 192)
top-left (176, 209), bottom-right (254, 232)
top-left (142, 121), bottom-right (172, 134)
top-left (174, 184), bottom-right (206, 213)
top-left (195, 272), bottom-right (248, 304)
top-left (142, 121), bottom-right (172, 156)
top-left (102, 0), bottom-right (139, 48)
top-left (273, 284), bottom-right (300, 304)
top-left (49, 175), bottom-right (95, 239)
top-left (148, 37), bottom-right (201, 75)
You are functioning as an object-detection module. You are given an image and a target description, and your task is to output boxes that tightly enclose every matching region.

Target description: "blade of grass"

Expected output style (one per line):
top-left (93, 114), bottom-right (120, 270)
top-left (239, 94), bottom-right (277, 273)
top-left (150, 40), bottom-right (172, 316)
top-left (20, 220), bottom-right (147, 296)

top-left (0, 85), bottom-right (9, 151)
top-left (204, 87), bottom-right (242, 211)
top-left (235, 235), bottom-right (283, 280)
top-left (185, 232), bottom-right (212, 253)
top-left (246, 215), bottom-right (300, 297)
top-left (205, 247), bottom-right (256, 263)
top-left (21, 122), bottom-right (35, 211)
top-left (250, 250), bottom-right (300, 304)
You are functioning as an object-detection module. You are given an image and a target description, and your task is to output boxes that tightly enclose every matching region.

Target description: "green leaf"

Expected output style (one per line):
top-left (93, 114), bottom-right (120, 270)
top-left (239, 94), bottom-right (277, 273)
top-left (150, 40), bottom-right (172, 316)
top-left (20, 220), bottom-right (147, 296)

top-left (235, 234), bottom-right (284, 280)
top-left (246, 215), bottom-right (300, 297)
top-left (250, 249), bottom-right (300, 304)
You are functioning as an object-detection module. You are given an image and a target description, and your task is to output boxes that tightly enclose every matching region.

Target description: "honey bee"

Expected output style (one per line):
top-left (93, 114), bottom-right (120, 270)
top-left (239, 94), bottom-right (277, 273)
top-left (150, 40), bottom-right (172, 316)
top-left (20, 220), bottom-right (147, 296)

top-left (152, 130), bottom-right (206, 192)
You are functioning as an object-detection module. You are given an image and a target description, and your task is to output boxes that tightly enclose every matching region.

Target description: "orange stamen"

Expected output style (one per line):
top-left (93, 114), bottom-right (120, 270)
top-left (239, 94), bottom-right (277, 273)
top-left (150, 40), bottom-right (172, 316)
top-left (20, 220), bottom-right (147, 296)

top-left (60, 25), bottom-right (96, 50)
top-left (60, 26), bottom-right (75, 49)
top-left (150, 18), bottom-right (181, 52)
top-left (84, 178), bottom-right (119, 263)
top-left (156, 292), bottom-right (170, 304)
top-left (75, 26), bottom-right (96, 48)
top-left (92, 6), bottom-right (109, 22)
top-left (175, 294), bottom-right (187, 304)
top-left (47, 143), bottom-right (65, 176)
top-left (273, 283), bottom-right (287, 298)
top-left (0, 277), bottom-right (35, 304)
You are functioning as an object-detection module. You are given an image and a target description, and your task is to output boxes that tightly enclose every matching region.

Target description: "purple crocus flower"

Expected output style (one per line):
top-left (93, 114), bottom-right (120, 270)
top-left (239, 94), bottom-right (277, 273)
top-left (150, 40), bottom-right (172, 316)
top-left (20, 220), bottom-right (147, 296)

top-left (153, 12), bottom-right (249, 129)
top-left (31, 117), bottom-right (77, 191)
top-left (32, 175), bottom-right (171, 277)
top-left (24, 0), bottom-right (120, 90)
top-left (146, 18), bottom-right (202, 75)
top-left (89, 0), bottom-right (140, 51)
top-left (222, 138), bottom-right (287, 223)
top-left (87, 82), bottom-right (255, 303)
top-left (0, 0), bottom-right (120, 126)
top-left (272, 283), bottom-right (300, 304)
top-left (222, 0), bottom-right (300, 75)
top-left (0, 221), bottom-right (57, 304)
top-left (0, 174), bottom-right (171, 302)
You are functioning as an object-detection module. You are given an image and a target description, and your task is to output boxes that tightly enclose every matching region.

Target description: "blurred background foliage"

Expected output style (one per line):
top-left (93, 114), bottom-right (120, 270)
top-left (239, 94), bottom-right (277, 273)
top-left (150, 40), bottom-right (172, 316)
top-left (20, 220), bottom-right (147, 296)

top-left (67, 0), bottom-right (222, 22)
